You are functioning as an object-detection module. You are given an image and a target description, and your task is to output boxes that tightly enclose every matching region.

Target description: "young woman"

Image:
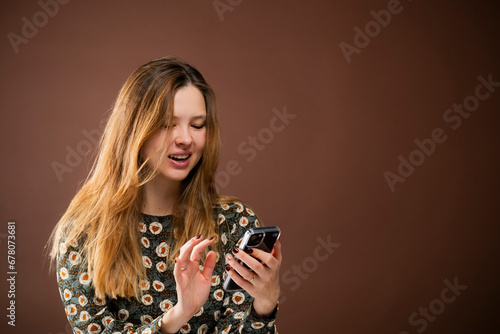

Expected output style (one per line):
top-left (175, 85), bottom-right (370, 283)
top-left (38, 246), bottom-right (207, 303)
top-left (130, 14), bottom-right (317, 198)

top-left (46, 57), bottom-right (282, 334)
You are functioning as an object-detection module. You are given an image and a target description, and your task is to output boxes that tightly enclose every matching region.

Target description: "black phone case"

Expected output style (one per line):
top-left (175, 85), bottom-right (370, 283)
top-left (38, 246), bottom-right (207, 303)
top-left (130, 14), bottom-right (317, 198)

top-left (223, 226), bottom-right (281, 291)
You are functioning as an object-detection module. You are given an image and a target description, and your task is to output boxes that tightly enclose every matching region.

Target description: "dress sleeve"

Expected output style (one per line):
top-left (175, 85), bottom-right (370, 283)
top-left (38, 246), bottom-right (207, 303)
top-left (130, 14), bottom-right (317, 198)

top-left (56, 234), bottom-right (165, 334)
top-left (215, 202), bottom-right (279, 334)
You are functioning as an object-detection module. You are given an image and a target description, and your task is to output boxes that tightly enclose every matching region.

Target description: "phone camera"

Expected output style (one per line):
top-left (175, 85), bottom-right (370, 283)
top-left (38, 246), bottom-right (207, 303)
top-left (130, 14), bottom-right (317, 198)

top-left (248, 233), bottom-right (264, 247)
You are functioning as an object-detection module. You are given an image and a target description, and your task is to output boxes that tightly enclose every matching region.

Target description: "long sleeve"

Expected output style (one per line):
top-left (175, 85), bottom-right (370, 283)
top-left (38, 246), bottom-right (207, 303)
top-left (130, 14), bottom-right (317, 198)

top-left (56, 234), bottom-right (165, 334)
top-left (55, 204), bottom-right (279, 334)
top-left (213, 202), bottom-right (279, 334)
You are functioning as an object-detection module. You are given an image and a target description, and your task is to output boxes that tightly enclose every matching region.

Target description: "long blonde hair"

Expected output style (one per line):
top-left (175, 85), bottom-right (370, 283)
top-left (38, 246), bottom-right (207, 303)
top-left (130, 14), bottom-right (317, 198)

top-left (46, 57), bottom-right (233, 301)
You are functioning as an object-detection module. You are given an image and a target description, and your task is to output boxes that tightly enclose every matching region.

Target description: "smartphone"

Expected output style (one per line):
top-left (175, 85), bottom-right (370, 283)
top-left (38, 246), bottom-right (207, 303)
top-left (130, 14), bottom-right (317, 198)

top-left (223, 226), bottom-right (281, 291)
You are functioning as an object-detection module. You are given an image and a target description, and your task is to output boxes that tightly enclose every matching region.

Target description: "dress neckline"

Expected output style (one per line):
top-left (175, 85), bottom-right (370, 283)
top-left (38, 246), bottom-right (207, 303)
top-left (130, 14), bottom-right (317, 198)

top-left (141, 212), bottom-right (173, 219)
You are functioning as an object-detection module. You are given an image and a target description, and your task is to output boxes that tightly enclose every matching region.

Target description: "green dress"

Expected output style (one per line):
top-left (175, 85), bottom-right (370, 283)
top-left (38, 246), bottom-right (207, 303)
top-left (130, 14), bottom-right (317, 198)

top-left (56, 202), bottom-right (279, 334)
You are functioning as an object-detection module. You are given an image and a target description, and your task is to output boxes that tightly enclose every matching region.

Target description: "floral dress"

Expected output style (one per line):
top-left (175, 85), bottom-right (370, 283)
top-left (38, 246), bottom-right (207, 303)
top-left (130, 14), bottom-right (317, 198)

top-left (56, 202), bottom-right (279, 334)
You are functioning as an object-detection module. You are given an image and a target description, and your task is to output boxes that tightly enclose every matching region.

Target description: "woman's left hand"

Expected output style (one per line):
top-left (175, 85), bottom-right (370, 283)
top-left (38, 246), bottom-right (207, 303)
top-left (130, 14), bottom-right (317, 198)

top-left (225, 240), bottom-right (282, 317)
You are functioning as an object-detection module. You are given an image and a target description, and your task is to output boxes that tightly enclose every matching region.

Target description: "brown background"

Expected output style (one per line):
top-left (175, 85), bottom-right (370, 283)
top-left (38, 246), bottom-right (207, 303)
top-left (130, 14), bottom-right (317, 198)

top-left (1, 0), bottom-right (499, 333)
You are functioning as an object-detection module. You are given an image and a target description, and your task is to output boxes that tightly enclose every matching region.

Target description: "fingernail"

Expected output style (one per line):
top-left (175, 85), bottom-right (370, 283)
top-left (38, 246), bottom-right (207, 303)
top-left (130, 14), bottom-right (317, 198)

top-left (208, 236), bottom-right (214, 241)
top-left (244, 247), bottom-right (253, 254)
top-left (225, 265), bottom-right (230, 271)
top-left (232, 247), bottom-right (239, 253)
top-left (196, 234), bottom-right (201, 239)
top-left (226, 254), bottom-right (232, 261)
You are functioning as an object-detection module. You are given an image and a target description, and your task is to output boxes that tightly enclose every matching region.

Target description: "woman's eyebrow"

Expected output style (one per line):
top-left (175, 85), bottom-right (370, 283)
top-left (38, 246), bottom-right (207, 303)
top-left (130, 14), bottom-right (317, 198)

top-left (172, 115), bottom-right (206, 120)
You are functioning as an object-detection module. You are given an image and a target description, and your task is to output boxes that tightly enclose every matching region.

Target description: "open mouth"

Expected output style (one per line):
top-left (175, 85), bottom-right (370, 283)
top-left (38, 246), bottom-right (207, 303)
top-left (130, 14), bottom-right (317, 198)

top-left (168, 154), bottom-right (191, 162)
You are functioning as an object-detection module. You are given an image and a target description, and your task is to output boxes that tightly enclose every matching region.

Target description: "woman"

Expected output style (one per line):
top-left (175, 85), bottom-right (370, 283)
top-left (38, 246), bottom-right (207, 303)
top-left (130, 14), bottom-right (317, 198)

top-left (46, 57), bottom-right (281, 334)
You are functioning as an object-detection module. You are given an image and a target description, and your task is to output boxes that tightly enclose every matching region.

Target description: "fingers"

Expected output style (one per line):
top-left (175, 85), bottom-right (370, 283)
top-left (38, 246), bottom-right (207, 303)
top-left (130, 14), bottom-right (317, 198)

top-left (225, 252), bottom-right (255, 282)
top-left (225, 263), bottom-right (254, 291)
top-left (201, 250), bottom-right (217, 280)
top-left (190, 237), bottom-right (215, 262)
top-left (175, 235), bottom-right (202, 272)
top-left (225, 244), bottom-right (282, 286)
top-left (175, 235), bottom-right (215, 274)
top-left (237, 246), bottom-right (280, 272)
top-left (272, 240), bottom-right (282, 262)
top-left (231, 248), bottom-right (266, 275)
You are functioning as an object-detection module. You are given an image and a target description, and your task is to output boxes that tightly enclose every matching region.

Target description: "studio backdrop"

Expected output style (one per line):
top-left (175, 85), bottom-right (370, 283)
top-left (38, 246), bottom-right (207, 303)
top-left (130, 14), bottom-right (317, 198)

top-left (1, 0), bottom-right (499, 333)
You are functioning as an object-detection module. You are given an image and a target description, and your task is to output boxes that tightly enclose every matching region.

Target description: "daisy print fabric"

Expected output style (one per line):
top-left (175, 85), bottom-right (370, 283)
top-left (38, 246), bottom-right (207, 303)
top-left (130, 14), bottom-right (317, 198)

top-left (56, 202), bottom-right (278, 333)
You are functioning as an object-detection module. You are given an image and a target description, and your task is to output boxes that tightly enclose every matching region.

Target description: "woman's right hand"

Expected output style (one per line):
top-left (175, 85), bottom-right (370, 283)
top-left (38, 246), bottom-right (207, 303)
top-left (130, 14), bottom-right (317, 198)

top-left (161, 235), bottom-right (216, 334)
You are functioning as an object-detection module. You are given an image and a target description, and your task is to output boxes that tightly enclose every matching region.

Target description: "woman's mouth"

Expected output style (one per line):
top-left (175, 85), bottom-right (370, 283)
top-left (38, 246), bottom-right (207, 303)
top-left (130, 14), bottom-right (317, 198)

top-left (168, 154), bottom-right (191, 162)
top-left (167, 153), bottom-right (192, 167)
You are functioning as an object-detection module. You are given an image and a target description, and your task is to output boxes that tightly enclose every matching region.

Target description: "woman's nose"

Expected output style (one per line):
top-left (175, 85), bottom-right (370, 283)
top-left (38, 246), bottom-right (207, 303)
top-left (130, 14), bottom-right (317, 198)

top-left (173, 126), bottom-right (192, 146)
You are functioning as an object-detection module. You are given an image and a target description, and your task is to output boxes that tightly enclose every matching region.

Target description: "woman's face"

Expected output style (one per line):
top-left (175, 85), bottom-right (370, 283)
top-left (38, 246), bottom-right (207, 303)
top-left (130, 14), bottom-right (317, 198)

top-left (141, 84), bottom-right (207, 184)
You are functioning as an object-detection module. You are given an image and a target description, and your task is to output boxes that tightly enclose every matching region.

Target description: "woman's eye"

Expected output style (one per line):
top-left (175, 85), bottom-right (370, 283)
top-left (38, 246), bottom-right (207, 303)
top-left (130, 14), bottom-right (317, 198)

top-left (192, 124), bottom-right (205, 129)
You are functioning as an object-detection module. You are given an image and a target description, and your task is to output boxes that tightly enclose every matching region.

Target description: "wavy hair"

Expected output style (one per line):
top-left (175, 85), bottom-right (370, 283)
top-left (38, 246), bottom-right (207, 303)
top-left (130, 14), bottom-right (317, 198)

top-left (46, 57), bottom-right (235, 301)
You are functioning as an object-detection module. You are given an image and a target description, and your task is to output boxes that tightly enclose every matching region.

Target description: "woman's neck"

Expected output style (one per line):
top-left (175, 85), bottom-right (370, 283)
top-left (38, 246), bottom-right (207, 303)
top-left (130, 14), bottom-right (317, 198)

top-left (141, 175), bottom-right (181, 216)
